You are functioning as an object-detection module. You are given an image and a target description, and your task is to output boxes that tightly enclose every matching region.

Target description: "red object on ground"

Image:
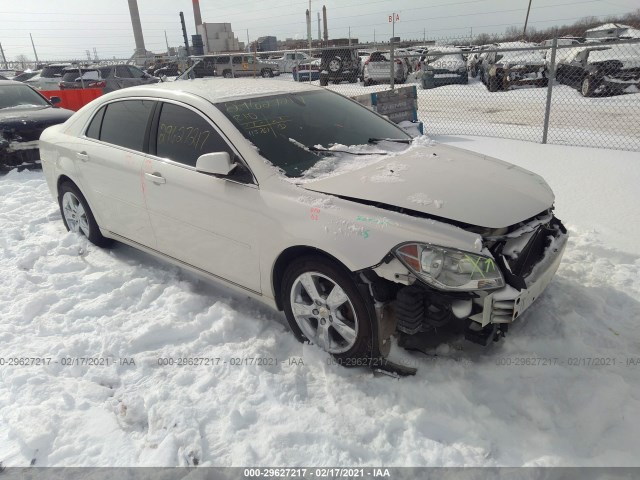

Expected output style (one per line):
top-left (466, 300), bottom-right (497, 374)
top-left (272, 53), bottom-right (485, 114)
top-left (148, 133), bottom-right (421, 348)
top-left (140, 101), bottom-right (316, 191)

top-left (41, 88), bottom-right (104, 111)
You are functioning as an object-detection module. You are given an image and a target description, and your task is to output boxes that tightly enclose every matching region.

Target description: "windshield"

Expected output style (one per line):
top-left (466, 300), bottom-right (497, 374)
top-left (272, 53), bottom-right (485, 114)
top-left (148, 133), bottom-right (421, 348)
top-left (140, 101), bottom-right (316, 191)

top-left (61, 69), bottom-right (104, 82)
top-left (216, 90), bottom-right (410, 177)
top-left (0, 84), bottom-right (50, 110)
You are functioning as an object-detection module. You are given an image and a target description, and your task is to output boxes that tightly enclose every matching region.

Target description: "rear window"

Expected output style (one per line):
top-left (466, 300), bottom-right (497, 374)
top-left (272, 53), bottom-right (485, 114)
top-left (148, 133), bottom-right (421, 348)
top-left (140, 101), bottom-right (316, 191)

top-left (41, 65), bottom-right (69, 78)
top-left (61, 69), bottom-right (100, 82)
top-left (99, 100), bottom-right (155, 151)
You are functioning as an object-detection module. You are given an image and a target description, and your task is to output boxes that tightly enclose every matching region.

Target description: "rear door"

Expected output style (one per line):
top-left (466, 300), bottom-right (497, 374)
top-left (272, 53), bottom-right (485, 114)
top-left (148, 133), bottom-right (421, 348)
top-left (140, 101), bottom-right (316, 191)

top-left (141, 101), bottom-right (262, 292)
top-left (76, 99), bottom-right (157, 246)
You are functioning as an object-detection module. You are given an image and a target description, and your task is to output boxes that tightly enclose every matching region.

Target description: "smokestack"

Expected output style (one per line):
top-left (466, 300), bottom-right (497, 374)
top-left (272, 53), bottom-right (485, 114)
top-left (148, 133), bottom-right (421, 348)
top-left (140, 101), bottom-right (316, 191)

top-left (192, 0), bottom-right (203, 29)
top-left (306, 9), bottom-right (311, 49)
top-left (317, 12), bottom-right (321, 41)
top-left (127, 0), bottom-right (146, 57)
top-left (322, 5), bottom-right (328, 42)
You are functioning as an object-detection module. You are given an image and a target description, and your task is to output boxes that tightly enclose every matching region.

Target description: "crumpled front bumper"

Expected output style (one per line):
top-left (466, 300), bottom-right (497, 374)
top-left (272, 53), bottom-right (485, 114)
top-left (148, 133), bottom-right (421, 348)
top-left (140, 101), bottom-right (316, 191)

top-left (470, 226), bottom-right (568, 327)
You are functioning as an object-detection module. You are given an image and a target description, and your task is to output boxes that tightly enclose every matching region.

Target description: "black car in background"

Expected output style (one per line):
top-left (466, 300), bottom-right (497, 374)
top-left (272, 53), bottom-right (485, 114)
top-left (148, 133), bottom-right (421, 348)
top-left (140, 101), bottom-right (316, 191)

top-left (480, 42), bottom-right (547, 92)
top-left (0, 80), bottom-right (74, 170)
top-left (319, 47), bottom-right (360, 86)
top-left (556, 44), bottom-right (640, 97)
top-left (58, 64), bottom-right (159, 93)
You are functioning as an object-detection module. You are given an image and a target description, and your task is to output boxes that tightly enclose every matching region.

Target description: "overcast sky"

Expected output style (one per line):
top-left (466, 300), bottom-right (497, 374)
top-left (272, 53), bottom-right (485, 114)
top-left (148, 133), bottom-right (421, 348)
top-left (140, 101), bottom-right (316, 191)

top-left (0, 0), bottom-right (637, 61)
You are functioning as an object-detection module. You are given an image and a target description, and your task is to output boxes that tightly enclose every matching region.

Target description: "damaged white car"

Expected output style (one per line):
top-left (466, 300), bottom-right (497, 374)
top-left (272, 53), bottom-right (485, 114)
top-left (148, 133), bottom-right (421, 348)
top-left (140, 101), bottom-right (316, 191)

top-left (39, 79), bottom-right (567, 375)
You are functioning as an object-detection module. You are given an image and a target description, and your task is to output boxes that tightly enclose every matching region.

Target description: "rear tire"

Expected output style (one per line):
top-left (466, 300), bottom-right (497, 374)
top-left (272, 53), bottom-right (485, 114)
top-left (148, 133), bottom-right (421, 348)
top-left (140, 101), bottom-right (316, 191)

top-left (282, 256), bottom-right (374, 365)
top-left (58, 182), bottom-right (111, 247)
top-left (319, 74), bottom-right (329, 87)
top-left (223, 70), bottom-right (233, 78)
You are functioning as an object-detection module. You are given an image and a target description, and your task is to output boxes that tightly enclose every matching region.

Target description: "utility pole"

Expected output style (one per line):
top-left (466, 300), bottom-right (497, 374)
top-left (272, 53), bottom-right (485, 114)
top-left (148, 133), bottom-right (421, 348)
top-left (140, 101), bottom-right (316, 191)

top-left (246, 29), bottom-right (250, 52)
top-left (93, 47), bottom-right (98, 61)
top-left (0, 42), bottom-right (8, 69)
top-left (306, 1), bottom-right (312, 51)
top-left (164, 30), bottom-right (170, 54)
top-left (29, 33), bottom-right (39, 67)
top-left (348, 26), bottom-right (351, 46)
top-left (523, 0), bottom-right (533, 38)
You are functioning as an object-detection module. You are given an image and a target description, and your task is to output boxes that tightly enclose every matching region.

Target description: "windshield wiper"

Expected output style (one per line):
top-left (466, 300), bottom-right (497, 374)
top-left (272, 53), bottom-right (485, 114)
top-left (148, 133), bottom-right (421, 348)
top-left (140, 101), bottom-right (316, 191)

top-left (368, 137), bottom-right (413, 144)
top-left (288, 137), bottom-right (388, 156)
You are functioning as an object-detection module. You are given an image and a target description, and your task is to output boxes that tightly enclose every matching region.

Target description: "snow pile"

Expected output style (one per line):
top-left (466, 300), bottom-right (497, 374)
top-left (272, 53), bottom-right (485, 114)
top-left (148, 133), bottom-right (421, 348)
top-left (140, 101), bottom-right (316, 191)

top-left (1, 138), bottom-right (640, 467)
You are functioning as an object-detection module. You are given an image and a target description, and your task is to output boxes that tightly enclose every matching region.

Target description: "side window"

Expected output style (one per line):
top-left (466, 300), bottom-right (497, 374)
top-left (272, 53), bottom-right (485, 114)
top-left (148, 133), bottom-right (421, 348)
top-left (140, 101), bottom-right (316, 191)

top-left (156, 103), bottom-right (231, 167)
top-left (128, 66), bottom-right (145, 78)
top-left (217, 56), bottom-right (229, 64)
top-left (232, 56), bottom-right (242, 64)
top-left (86, 105), bottom-right (106, 139)
top-left (116, 66), bottom-right (132, 78)
top-left (100, 100), bottom-right (155, 151)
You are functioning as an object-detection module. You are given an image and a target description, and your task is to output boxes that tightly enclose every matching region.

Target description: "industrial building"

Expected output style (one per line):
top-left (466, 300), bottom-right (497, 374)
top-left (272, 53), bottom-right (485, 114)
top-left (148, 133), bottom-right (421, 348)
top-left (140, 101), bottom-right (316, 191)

top-left (197, 23), bottom-right (244, 53)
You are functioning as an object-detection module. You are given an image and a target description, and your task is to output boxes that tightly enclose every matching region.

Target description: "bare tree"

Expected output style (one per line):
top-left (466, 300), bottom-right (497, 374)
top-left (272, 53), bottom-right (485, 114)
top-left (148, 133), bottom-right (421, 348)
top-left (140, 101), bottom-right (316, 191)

top-left (15, 54), bottom-right (31, 70)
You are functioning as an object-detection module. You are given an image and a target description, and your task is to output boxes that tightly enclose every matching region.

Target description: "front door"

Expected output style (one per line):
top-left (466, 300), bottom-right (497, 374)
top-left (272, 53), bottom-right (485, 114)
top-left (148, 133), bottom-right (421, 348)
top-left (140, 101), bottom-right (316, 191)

top-left (141, 101), bottom-right (262, 292)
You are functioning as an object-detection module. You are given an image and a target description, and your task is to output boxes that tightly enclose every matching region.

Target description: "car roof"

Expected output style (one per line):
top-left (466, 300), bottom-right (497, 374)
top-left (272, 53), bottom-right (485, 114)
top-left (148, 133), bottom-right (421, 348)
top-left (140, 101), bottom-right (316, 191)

top-left (0, 79), bottom-right (27, 86)
top-left (98, 78), bottom-right (320, 104)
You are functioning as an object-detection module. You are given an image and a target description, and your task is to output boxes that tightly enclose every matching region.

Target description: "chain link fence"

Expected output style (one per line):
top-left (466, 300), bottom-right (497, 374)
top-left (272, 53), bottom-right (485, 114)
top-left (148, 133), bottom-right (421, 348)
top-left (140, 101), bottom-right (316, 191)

top-left (253, 39), bottom-right (640, 152)
top-left (5, 39), bottom-right (640, 151)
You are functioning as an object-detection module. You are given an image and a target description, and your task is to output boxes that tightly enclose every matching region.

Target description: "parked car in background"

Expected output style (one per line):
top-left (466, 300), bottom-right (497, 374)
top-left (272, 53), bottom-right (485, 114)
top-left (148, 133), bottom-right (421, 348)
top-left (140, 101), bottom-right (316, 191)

top-left (270, 51), bottom-right (311, 73)
top-left (0, 80), bottom-right (73, 170)
top-left (58, 64), bottom-right (159, 93)
top-left (556, 43), bottom-right (640, 96)
top-left (24, 63), bottom-right (71, 90)
top-left (480, 42), bottom-right (547, 92)
top-left (319, 47), bottom-right (360, 85)
top-left (39, 79), bottom-right (567, 371)
top-left (12, 70), bottom-right (40, 82)
top-left (293, 59), bottom-right (320, 81)
top-left (189, 54), bottom-right (280, 78)
top-left (362, 51), bottom-right (408, 86)
top-left (421, 47), bottom-right (468, 88)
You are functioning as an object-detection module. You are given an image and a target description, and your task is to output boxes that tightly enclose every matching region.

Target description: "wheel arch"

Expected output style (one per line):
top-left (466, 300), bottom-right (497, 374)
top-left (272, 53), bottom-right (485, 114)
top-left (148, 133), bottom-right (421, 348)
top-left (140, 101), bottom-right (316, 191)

top-left (271, 245), bottom-right (353, 311)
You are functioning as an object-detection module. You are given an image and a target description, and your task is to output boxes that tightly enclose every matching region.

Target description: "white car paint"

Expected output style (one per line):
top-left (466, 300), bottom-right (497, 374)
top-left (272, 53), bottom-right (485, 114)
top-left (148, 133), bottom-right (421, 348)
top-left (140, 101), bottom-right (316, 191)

top-left (39, 78), bottom-right (565, 361)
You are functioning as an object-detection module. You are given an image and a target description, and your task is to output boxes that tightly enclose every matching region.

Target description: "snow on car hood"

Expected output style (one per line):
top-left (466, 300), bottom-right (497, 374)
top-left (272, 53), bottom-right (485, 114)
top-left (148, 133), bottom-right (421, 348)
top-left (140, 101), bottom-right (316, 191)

top-left (301, 143), bottom-right (555, 229)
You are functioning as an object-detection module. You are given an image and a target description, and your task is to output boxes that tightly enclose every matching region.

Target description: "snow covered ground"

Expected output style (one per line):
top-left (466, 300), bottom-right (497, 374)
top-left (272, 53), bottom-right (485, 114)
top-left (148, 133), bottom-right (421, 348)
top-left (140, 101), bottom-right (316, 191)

top-left (1, 137), bottom-right (639, 467)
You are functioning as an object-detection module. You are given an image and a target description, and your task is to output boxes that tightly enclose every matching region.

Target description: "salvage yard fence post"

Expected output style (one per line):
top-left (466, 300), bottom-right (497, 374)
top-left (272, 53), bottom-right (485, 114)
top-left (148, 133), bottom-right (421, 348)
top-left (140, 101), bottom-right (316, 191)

top-left (542, 37), bottom-right (557, 144)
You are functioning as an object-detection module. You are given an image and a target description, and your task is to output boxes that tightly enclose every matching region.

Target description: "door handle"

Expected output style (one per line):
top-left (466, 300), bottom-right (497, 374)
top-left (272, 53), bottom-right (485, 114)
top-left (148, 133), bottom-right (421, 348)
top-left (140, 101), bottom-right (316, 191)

top-left (76, 151), bottom-right (89, 162)
top-left (145, 172), bottom-right (166, 184)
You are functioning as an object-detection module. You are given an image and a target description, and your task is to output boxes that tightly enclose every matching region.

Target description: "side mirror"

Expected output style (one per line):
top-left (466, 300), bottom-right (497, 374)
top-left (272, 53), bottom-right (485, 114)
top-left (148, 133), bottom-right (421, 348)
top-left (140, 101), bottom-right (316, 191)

top-left (196, 152), bottom-right (236, 176)
top-left (49, 96), bottom-right (62, 105)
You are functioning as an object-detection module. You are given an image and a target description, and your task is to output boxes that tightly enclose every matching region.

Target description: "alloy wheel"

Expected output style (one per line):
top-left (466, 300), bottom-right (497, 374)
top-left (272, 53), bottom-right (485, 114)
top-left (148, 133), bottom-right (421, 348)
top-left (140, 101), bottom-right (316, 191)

top-left (289, 271), bottom-right (358, 354)
top-left (62, 191), bottom-right (90, 237)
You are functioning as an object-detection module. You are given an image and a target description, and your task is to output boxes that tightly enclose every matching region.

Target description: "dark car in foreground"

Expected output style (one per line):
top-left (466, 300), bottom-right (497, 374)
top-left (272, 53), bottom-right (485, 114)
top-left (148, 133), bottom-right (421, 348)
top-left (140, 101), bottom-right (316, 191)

top-left (0, 80), bottom-right (73, 170)
top-left (58, 64), bottom-right (159, 93)
top-left (319, 47), bottom-right (360, 86)
top-left (556, 44), bottom-right (640, 97)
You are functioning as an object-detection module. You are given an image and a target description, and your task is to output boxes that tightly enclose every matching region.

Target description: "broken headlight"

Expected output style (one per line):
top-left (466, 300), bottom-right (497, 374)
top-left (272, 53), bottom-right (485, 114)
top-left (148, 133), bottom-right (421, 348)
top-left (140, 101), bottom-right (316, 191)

top-left (395, 243), bottom-right (505, 291)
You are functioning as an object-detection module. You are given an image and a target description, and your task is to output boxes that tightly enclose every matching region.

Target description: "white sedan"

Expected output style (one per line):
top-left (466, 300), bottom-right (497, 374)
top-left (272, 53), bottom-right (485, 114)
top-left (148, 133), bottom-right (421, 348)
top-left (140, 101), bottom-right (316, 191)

top-left (39, 79), bottom-right (567, 374)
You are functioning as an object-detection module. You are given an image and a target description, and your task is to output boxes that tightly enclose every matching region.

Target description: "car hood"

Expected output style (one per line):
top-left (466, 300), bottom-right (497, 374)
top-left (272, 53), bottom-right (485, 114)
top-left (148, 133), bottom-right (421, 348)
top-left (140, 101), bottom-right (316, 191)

top-left (0, 107), bottom-right (74, 141)
top-left (301, 144), bottom-right (555, 229)
top-left (0, 106), bottom-right (73, 127)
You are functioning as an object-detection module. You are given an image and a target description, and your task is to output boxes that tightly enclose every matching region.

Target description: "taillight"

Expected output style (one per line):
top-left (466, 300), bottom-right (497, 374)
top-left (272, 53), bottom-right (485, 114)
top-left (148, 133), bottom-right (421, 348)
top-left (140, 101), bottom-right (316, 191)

top-left (58, 82), bottom-right (64, 89)
top-left (364, 59), bottom-right (370, 66)
top-left (88, 81), bottom-right (106, 88)
top-left (395, 59), bottom-right (402, 65)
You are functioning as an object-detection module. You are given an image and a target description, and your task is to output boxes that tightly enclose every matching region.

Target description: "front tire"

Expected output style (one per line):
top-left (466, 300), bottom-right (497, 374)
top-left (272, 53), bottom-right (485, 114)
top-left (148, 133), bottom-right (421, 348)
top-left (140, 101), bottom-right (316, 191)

top-left (59, 182), bottom-right (111, 247)
top-left (581, 76), bottom-right (596, 97)
top-left (282, 256), bottom-right (373, 364)
top-left (261, 68), bottom-right (273, 78)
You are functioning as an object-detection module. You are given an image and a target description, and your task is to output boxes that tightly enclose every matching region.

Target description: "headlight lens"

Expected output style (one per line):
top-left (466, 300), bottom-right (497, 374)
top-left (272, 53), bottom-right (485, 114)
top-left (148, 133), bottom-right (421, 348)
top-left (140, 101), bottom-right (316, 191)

top-left (395, 243), bottom-right (505, 291)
